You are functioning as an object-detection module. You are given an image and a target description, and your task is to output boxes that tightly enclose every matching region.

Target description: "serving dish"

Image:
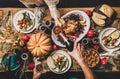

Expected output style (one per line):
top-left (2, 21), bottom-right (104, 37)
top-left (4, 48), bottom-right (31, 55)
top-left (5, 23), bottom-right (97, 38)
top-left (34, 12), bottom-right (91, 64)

top-left (47, 50), bottom-right (72, 74)
top-left (13, 9), bottom-right (36, 33)
top-left (52, 10), bottom-right (90, 47)
top-left (83, 49), bottom-right (100, 68)
top-left (99, 27), bottom-right (120, 52)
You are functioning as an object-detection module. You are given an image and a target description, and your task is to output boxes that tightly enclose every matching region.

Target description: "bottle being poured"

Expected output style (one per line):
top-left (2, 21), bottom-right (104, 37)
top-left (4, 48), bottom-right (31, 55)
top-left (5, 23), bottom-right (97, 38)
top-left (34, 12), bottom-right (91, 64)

top-left (44, 0), bottom-right (62, 26)
top-left (59, 32), bottom-right (74, 52)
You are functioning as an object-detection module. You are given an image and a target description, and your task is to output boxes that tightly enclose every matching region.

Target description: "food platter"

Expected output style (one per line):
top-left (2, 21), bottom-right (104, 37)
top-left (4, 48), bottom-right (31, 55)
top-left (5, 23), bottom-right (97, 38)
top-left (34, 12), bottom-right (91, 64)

top-left (83, 49), bottom-right (100, 68)
top-left (52, 10), bottom-right (90, 47)
top-left (47, 50), bottom-right (72, 74)
top-left (99, 27), bottom-right (120, 52)
top-left (13, 9), bottom-right (36, 33)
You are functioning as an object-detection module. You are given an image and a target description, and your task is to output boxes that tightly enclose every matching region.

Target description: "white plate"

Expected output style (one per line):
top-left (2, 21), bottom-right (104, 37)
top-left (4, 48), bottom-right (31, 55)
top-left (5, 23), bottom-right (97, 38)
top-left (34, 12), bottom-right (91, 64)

top-left (13, 9), bottom-right (36, 33)
top-left (47, 50), bottom-right (72, 74)
top-left (99, 27), bottom-right (120, 52)
top-left (52, 10), bottom-right (90, 47)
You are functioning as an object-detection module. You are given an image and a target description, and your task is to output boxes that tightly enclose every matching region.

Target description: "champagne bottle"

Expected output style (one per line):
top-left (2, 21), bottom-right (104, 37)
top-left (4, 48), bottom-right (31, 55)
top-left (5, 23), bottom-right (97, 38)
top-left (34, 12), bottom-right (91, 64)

top-left (59, 32), bottom-right (74, 52)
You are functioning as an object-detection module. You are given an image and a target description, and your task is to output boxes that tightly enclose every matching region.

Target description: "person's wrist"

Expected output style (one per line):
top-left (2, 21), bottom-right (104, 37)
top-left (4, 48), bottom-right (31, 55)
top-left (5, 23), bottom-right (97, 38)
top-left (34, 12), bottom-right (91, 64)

top-left (32, 76), bottom-right (39, 79)
top-left (77, 59), bottom-right (84, 66)
top-left (33, 77), bottom-right (39, 79)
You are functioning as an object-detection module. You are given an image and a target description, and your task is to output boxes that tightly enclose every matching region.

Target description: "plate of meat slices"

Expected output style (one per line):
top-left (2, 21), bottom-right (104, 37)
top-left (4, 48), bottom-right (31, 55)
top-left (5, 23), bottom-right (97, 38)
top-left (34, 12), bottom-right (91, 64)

top-left (13, 9), bottom-right (36, 33)
top-left (52, 10), bottom-right (90, 47)
top-left (99, 27), bottom-right (120, 52)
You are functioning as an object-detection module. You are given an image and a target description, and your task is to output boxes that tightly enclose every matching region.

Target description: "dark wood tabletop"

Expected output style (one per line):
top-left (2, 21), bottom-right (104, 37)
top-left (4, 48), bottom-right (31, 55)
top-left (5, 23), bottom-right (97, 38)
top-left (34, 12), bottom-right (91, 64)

top-left (0, 0), bottom-right (120, 8)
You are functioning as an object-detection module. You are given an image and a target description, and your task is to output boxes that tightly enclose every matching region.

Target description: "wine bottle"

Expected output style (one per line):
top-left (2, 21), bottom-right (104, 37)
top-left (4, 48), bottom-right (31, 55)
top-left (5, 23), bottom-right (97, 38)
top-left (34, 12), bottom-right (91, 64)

top-left (59, 32), bottom-right (74, 52)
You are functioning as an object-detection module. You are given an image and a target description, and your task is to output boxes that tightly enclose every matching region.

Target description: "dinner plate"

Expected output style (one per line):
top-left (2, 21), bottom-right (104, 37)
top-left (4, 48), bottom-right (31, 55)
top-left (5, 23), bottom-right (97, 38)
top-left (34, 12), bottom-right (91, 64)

top-left (99, 27), bottom-right (120, 52)
top-left (51, 10), bottom-right (90, 47)
top-left (47, 50), bottom-right (72, 74)
top-left (13, 9), bottom-right (36, 33)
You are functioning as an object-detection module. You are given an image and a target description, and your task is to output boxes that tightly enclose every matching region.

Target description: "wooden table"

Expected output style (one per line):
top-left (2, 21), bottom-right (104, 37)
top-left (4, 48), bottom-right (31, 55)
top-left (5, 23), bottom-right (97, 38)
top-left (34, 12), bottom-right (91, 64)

top-left (0, 7), bottom-right (120, 72)
top-left (0, 7), bottom-right (120, 18)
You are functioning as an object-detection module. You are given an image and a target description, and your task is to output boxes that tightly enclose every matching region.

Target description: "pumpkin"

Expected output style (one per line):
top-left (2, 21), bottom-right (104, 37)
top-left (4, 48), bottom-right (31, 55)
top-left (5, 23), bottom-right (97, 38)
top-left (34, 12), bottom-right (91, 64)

top-left (27, 32), bottom-right (52, 57)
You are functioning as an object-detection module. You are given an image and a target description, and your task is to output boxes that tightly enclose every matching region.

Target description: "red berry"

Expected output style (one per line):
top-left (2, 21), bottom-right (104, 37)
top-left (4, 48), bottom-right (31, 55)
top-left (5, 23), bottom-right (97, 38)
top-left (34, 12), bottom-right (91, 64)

top-left (103, 37), bottom-right (108, 44)
top-left (18, 20), bottom-right (23, 24)
top-left (101, 57), bottom-right (107, 65)
top-left (93, 45), bottom-right (100, 50)
top-left (22, 35), bottom-right (30, 41)
top-left (27, 63), bottom-right (35, 69)
top-left (53, 44), bottom-right (58, 50)
top-left (86, 10), bottom-right (91, 16)
top-left (20, 25), bottom-right (23, 29)
top-left (87, 30), bottom-right (94, 37)
top-left (111, 39), bottom-right (116, 45)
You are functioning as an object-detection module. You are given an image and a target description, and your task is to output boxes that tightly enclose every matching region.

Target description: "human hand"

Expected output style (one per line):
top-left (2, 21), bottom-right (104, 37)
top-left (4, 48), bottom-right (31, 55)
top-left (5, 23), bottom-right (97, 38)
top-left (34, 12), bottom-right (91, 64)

top-left (67, 41), bottom-right (84, 63)
top-left (32, 68), bottom-right (42, 79)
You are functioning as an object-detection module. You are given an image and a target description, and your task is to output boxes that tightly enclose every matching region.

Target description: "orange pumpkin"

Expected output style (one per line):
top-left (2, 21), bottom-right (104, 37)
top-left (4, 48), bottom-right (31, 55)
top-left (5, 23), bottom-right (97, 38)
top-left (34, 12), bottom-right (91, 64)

top-left (27, 32), bottom-right (52, 57)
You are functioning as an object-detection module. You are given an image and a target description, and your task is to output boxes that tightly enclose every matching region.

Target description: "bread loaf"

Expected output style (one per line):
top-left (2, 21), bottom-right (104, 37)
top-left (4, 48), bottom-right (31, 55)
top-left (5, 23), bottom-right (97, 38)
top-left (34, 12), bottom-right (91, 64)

top-left (92, 15), bottom-right (105, 26)
top-left (92, 4), bottom-right (117, 26)
top-left (99, 4), bottom-right (114, 18)
top-left (93, 12), bottom-right (106, 19)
